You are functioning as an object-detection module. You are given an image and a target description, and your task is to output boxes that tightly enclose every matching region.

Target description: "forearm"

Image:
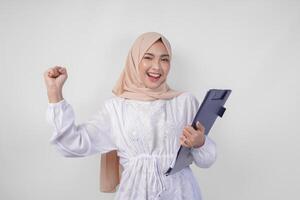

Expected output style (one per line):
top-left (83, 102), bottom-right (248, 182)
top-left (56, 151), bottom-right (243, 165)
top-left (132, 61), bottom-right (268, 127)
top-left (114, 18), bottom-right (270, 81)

top-left (47, 87), bottom-right (64, 103)
top-left (46, 99), bottom-right (117, 157)
top-left (191, 136), bottom-right (217, 168)
top-left (47, 99), bottom-right (94, 157)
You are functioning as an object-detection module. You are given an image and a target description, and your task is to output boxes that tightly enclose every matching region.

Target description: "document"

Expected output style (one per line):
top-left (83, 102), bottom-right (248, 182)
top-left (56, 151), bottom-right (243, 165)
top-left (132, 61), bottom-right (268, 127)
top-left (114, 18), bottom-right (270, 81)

top-left (165, 89), bottom-right (232, 176)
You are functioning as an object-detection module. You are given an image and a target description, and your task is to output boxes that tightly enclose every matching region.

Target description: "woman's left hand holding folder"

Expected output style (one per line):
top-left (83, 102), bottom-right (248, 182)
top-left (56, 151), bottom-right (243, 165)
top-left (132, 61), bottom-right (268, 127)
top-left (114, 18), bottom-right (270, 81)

top-left (180, 121), bottom-right (206, 148)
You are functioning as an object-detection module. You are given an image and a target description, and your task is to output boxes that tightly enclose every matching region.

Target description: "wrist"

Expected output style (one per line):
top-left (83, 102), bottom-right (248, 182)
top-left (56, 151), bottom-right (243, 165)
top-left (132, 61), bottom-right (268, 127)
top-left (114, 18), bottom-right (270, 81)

top-left (193, 135), bottom-right (206, 148)
top-left (47, 88), bottom-right (63, 103)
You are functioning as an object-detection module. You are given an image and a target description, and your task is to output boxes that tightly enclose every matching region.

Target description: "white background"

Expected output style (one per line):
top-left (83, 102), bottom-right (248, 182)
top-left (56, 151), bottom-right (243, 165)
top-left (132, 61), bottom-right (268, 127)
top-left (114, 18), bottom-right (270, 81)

top-left (1, 0), bottom-right (299, 199)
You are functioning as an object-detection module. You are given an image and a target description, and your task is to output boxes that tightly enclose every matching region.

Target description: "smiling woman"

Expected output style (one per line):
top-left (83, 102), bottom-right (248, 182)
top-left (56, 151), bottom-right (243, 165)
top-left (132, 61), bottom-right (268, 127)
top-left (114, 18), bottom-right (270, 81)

top-left (44, 32), bottom-right (216, 200)
top-left (138, 39), bottom-right (171, 89)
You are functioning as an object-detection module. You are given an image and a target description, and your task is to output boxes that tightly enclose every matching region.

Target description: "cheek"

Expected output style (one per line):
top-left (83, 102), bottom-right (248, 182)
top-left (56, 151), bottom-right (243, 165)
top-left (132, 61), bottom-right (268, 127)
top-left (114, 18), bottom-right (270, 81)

top-left (141, 59), bottom-right (152, 68)
top-left (138, 61), bottom-right (150, 79)
top-left (162, 64), bottom-right (170, 76)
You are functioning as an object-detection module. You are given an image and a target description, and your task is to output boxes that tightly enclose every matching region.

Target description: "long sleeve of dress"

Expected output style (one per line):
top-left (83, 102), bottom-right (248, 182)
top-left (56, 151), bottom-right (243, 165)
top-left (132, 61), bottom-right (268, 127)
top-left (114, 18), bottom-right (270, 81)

top-left (184, 93), bottom-right (217, 168)
top-left (45, 99), bottom-right (117, 157)
top-left (191, 136), bottom-right (217, 168)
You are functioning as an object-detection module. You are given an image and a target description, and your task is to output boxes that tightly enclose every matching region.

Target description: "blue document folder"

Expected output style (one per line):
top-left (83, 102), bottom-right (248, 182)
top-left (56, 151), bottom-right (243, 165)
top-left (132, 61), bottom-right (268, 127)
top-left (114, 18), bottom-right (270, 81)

top-left (165, 89), bottom-right (232, 176)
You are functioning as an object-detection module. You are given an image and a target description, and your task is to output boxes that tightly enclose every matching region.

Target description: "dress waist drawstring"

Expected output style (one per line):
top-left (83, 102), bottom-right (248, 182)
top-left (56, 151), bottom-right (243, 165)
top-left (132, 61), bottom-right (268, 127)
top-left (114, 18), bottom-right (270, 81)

top-left (153, 157), bottom-right (167, 199)
top-left (128, 154), bottom-right (171, 199)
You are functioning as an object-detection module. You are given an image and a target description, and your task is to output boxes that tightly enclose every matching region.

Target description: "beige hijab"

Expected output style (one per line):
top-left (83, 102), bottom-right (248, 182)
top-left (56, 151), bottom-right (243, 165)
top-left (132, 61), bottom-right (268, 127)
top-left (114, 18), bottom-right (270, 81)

top-left (100, 32), bottom-right (183, 192)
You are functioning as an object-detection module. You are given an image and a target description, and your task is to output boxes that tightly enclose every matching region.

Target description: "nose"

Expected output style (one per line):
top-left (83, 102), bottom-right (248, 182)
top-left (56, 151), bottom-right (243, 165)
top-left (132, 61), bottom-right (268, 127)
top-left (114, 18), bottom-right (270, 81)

top-left (151, 59), bottom-right (161, 70)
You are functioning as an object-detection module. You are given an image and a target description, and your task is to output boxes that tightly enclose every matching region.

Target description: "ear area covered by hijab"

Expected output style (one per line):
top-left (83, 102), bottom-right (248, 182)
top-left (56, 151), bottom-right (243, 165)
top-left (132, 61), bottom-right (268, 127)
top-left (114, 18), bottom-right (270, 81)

top-left (100, 32), bottom-right (183, 193)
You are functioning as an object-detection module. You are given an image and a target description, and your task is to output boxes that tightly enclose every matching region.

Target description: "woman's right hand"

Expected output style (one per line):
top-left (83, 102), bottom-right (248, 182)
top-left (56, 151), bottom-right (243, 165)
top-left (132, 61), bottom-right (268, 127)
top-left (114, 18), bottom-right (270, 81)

top-left (44, 66), bottom-right (68, 103)
top-left (44, 66), bottom-right (68, 90)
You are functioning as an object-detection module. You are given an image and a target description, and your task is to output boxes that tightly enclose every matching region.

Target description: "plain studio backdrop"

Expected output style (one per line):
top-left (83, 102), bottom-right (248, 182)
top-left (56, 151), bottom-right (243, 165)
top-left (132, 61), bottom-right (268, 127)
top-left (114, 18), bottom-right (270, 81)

top-left (0, 0), bottom-right (299, 199)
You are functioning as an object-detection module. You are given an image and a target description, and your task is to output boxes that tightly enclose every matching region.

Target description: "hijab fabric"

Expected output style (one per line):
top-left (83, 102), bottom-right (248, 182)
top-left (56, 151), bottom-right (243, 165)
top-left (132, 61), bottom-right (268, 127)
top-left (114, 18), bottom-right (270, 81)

top-left (100, 32), bottom-right (183, 192)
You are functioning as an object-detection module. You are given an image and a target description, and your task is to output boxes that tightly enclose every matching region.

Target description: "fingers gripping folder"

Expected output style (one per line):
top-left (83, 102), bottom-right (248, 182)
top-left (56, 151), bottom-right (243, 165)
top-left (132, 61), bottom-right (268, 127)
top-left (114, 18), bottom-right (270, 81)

top-left (165, 89), bottom-right (232, 176)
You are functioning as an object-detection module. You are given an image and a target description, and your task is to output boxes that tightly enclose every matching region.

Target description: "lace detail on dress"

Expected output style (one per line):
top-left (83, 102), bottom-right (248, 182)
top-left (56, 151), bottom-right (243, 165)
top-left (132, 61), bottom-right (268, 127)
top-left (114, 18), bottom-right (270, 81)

top-left (125, 100), bottom-right (170, 153)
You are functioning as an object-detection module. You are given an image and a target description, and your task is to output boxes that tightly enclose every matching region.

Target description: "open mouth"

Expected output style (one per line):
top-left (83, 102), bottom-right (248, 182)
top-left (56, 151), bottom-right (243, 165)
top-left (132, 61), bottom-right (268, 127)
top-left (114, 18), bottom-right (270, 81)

top-left (146, 72), bottom-right (161, 82)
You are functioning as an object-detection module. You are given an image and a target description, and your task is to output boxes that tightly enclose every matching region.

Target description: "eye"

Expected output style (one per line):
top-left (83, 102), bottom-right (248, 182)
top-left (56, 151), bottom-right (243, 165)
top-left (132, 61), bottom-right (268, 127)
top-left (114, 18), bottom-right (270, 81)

top-left (143, 56), bottom-right (152, 60)
top-left (162, 58), bottom-right (169, 62)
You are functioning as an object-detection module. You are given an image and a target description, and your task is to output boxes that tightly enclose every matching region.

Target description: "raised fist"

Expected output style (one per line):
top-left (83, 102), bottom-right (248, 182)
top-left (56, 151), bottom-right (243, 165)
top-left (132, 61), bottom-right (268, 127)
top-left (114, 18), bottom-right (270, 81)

top-left (44, 66), bottom-right (68, 90)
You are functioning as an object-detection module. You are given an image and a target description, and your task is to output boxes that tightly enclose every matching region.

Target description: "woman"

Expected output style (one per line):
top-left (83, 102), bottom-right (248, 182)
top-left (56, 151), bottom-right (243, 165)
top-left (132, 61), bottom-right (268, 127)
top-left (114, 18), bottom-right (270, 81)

top-left (44, 32), bottom-right (217, 200)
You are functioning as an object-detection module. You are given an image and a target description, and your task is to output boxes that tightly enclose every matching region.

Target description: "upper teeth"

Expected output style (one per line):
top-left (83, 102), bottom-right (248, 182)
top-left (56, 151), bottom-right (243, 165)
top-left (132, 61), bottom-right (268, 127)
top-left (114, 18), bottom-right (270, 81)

top-left (148, 72), bottom-right (161, 78)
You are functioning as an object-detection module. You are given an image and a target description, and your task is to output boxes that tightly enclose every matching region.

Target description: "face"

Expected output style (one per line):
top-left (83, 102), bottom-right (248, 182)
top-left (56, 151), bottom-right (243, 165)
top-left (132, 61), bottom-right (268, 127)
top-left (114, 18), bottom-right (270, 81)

top-left (138, 40), bottom-right (171, 89)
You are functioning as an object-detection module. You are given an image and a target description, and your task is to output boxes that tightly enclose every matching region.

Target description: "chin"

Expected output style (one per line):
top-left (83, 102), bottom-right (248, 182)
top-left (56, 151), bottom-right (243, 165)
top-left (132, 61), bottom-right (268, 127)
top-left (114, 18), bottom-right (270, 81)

top-left (143, 75), bottom-right (166, 89)
top-left (145, 81), bottom-right (164, 89)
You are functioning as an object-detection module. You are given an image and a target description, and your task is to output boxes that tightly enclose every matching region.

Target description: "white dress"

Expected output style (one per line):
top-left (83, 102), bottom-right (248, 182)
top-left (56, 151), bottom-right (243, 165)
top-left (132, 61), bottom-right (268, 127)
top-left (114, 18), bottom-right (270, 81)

top-left (46, 92), bottom-right (217, 200)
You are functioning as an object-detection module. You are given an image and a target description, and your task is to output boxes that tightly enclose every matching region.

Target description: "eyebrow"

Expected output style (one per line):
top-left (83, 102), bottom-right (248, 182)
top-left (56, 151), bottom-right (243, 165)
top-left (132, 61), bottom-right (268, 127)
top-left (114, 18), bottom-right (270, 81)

top-left (144, 53), bottom-right (170, 57)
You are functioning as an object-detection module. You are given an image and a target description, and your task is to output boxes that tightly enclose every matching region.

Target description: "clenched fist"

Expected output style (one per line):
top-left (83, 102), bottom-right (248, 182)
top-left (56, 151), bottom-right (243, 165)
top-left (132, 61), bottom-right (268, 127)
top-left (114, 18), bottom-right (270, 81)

top-left (44, 66), bottom-right (68, 103)
top-left (44, 66), bottom-right (68, 89)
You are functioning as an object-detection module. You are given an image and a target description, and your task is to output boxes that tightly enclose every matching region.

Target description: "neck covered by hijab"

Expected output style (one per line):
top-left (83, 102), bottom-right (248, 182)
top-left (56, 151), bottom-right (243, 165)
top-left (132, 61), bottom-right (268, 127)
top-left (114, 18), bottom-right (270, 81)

top-left (100, 32), bottom-right (183, 192)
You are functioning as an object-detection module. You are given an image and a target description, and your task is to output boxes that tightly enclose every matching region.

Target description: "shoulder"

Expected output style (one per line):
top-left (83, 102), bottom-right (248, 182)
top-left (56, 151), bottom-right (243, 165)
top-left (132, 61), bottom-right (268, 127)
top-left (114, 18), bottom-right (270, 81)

top-left (174, 91), bottom-right (199, 105)
top-left (170, 92), bottom-right (200, 124)
top-left (102, 95), bottom-right (122, 108)
top-left (168, 91), bottom-right (199, 115)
